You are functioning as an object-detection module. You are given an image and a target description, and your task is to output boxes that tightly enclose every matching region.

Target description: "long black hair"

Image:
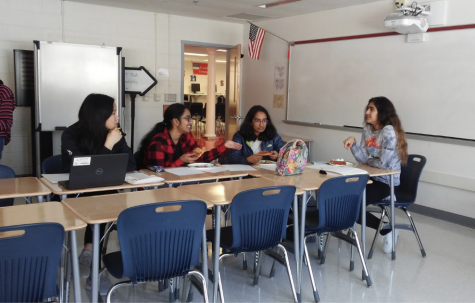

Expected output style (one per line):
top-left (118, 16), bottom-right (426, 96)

top-left (136, 103), bottom-right (187, 166)
top-left (77, 94), bottom-right (115, 155)
top-left (365, 96), bottom-right (408, 165)
top-left (238, 105), bottom-right (277, 141)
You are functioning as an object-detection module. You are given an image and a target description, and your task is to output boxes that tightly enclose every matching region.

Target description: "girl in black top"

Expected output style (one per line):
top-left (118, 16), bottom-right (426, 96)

top-left (61, 94), bottom-right (135, 287)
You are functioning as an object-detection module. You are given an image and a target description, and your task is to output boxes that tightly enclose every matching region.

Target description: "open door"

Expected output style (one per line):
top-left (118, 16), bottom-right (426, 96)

top-left (225, 44), bottom-right (241, 140)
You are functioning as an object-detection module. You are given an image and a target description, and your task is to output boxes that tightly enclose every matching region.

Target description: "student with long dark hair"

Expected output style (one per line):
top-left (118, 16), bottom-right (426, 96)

top-left (343, 96), bottom-right (408, 253)
top-left (61, 93), bottom-right (135, 293)
top-left (137, 103), bottom-right (241, 168)
top-left (223, 105), bottom-right (285, 164)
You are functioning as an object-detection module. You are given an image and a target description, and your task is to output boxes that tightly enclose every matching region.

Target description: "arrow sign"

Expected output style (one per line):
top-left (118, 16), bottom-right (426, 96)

top-left (124, 66), bottom-right (157, 96)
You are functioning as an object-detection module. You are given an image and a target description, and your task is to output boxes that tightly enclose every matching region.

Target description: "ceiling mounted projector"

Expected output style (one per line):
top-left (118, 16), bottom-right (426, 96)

top-left (384, 14), bottom-right (429, 34)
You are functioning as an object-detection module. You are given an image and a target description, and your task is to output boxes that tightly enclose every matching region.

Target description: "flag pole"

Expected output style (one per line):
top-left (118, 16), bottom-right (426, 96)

top-left (248, 22), bottom-right (289, 43)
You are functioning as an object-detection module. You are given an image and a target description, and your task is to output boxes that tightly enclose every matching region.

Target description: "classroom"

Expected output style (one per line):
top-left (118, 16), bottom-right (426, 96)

top-left (1, 0), bottom-right (474, 302)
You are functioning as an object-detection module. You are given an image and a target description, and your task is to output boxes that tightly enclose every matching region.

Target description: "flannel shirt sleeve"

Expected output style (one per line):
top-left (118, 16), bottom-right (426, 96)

top-left (199, 144), bottom-right (227, 162)
top-left (0, 89), bottom-right (15, 132)
top-left (146, 138), bottom-right (184, 168)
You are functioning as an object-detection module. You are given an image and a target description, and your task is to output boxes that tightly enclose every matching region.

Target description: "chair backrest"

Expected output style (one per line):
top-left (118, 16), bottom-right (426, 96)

top-left (217, 95), bottom-right (225, 104)
top-left (117, 200), bottom-right (207, 283)
top-left (229, 185), bottom-right (296, 253)
top-left (395, 154), bottom-right (427, 203)
top-left (315, 175), bottom-right (370, 234)
top-left (0, 223), bottom-right (65, 302)
top-left (216, 103), bottom-right (225, 121)
top-left (0, 164), bottom-right (15, 179)
top-left (41, 155), bottom-right (62, 174)
top-left (0, 165), bottom-right (15, 207)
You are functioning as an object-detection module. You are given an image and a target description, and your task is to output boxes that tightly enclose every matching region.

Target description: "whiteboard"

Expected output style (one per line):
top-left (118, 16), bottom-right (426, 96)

top-left (287, 28), bottom-right (475, 140)
top-left (35, 41), bottom-right (121, 131)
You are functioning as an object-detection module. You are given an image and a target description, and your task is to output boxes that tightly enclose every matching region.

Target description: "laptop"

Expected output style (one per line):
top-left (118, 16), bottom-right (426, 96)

top-left (59, 154), bottom-right (128, 190)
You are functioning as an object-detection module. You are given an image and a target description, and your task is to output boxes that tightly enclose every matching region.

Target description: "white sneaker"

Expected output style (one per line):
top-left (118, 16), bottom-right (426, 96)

top-left (78, 249), bottom-right (92, 278)
top-left (382, 229), bottom-right (399, 254)
top-left (85, 271), bottom-right (112, 296)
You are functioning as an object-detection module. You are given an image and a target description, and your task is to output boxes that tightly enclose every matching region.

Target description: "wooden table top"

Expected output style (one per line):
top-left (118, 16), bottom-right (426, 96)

top-left (142, 169), bottom-right (249, 184)
top-left (248, 164), bottom-right (319, 178)
top-left (258, 170), bottom-right (339, 191)
top-left (0, 202), bottom-right (86, 232)
top-left (62, 187), bottom-right (210, 224)
top-left (178, 178), bottom-right (303, 206)
top-left (39, 177), bottom-right (165, 195)
top-left (355, 164), bottom-right (400, 176)
top-left (0, 177), bottom-right (51, 199)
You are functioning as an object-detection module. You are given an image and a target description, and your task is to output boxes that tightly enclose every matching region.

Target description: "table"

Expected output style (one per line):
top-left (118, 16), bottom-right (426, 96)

top-left (280, 135), bottom-right (313, 161)
top-left (142, 169), bottom-right (249, 186)
top-left (0, 202), bottom-right (87, 303)
top-left (39, 177), bottom-right (165, 200)
top-left (355, 164), bottom-right (400, 260)
top-left (0, 177), bottom-right (51, 203)
top-left (178, 178), bottom-right (303, 303)
top-left (62, 188), bottom-right (210, 303)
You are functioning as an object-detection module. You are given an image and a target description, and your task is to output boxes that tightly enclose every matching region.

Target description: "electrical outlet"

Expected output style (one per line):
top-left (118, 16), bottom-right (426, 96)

top-left (165, 94), bottom-right (176, 102)
top-left (143, 96), bottom-right (149, 101)
top-left (154, 93), bottom-right (160, 102)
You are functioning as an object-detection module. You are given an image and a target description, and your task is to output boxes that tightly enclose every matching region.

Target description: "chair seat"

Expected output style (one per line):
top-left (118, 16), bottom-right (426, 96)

top-left (102, 251), bottom-right (124, 279)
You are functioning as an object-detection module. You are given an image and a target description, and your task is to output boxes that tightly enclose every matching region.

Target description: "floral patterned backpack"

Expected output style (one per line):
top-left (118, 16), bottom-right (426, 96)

top-left (275, 139), bottom-right (308, 176)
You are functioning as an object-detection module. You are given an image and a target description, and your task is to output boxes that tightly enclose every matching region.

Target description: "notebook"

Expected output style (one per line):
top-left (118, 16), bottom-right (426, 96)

top-left (59, 154), bottom-right (128, 190)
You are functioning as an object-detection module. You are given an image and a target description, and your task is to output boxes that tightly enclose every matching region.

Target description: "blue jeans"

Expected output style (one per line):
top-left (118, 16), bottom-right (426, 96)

top-left (0, 137), bottom-right (4, 161)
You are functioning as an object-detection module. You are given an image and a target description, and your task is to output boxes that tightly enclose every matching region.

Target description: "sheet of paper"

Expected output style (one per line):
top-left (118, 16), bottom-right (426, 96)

top-left (221, 164), bottom-right (257, 172)
top-left (125, 172), bottom-right (164, 184)
top-left (256, 164), bottom-right (277, 171)
top-left (164, 167), bottom-right (205, 176)
top-left (309, 164), bottom-right (368, 175)
top-left (190, 166), bottom-right (228, 173)
top-left (41, 173), bottom-right (69, 183)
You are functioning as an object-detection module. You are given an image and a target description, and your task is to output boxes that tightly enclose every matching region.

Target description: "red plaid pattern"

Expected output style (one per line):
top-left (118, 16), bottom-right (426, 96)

top-left (143, 128), bottom-right (227, 168)
top-left (0, 84), bottom-right (15, 145)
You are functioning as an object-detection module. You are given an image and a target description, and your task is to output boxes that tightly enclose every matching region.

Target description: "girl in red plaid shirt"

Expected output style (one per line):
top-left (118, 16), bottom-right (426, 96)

top-left (137, 103), bottom-right (241, 168)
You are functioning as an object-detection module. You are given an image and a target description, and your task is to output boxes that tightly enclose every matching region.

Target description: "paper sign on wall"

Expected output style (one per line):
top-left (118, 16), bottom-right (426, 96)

top-left (193, 62), bottom-right (208, 75)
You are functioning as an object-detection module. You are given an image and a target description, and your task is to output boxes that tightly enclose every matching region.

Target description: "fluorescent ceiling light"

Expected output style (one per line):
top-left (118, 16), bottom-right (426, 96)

top-left (204, 60), bottom-right (227, 63)
top-left (184, 52), bottom-right (208, 56)
top-left (217, 49), bottom-right (227, 52)
top-left (257, 0), bottom-right (301, 9)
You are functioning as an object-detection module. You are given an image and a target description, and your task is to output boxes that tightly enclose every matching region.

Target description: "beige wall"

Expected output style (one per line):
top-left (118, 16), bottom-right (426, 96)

top-left (0, 0), bottom-right (243, 174)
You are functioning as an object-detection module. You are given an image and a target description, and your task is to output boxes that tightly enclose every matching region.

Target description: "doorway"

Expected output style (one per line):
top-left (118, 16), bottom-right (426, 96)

top-left (181, 42), bottom-right (241, 143)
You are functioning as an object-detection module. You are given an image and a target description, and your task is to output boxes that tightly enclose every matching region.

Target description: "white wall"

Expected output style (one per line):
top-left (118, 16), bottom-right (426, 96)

top-left (241, 0), bottom-right (475, 218)
top-left (0, 0), bottom-right (243, 174)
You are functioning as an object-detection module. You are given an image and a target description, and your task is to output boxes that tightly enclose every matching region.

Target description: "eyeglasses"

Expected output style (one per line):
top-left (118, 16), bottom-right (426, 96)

top-left (253, 119), bottom-right (269, 124)
top-left (181, 116), bottom-right (192, 122)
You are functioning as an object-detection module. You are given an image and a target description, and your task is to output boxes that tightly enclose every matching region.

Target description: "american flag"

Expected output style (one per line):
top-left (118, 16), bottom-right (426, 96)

top-left (249, 24), bottom-right (265, 60)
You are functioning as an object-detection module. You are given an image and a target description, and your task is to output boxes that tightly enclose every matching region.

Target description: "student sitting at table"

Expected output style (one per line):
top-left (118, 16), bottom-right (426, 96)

top-left (343, 96), bottom-right (408, 254)
top-left (61, 93), bottom-right (135, 292)
top-left (221, 105), bottom-right (285, 164)
top-left (137, 103), bottom-right (241, 168)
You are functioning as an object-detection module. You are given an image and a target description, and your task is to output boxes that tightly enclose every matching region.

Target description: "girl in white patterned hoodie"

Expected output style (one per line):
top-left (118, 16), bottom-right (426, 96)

top-left (343, 96), bottom-right (408, 253)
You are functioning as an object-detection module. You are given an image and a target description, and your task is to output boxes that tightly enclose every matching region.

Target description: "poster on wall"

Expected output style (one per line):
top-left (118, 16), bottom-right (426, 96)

top-left (193, 62), bottom-right (208, 75)
top-left (273, 63), bottom-right (286, 109)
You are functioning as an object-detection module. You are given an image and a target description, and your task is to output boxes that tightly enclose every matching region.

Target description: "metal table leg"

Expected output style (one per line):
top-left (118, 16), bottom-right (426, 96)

top-left (297, 191), bottom-right (308, 302)
top-left (212, 205), bottom-right (221, 303)
top-left (390, 175), bottom-right (396, 260)
top-left (91, 224), bottom-right (100, 302)
top-left (70, 230), bottom-right (82, 303)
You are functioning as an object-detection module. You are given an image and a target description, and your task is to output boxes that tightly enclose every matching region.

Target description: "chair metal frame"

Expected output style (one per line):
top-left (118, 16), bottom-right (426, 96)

top-left (367, 154), bottom-right (427, 259)
top-left (302, 175), bottom-right (372, 303)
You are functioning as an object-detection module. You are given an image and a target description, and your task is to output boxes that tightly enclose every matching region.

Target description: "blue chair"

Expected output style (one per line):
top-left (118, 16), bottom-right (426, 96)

top-left (303, 175), bottom-right (371, 302)
top-left (41, 155), bottom-right (62, 174)
top-left (0, 222), bottom-right (65, 302)
top-left (207, 185), bottom-right (298, 303)
top-left (368, 154), bottom-right (427, 258)
top-left (102, 200), bottom-right (209, 303)
top-left (0, 164), bottom-right (15, 207)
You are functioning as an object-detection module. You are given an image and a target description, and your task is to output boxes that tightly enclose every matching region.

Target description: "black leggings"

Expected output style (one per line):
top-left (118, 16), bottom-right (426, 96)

top-left (357, 179), bottom-right (398, 232)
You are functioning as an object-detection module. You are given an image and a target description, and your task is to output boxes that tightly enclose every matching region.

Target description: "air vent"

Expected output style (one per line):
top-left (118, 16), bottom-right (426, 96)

top-left (225, 13), bottom-right (269, 21)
